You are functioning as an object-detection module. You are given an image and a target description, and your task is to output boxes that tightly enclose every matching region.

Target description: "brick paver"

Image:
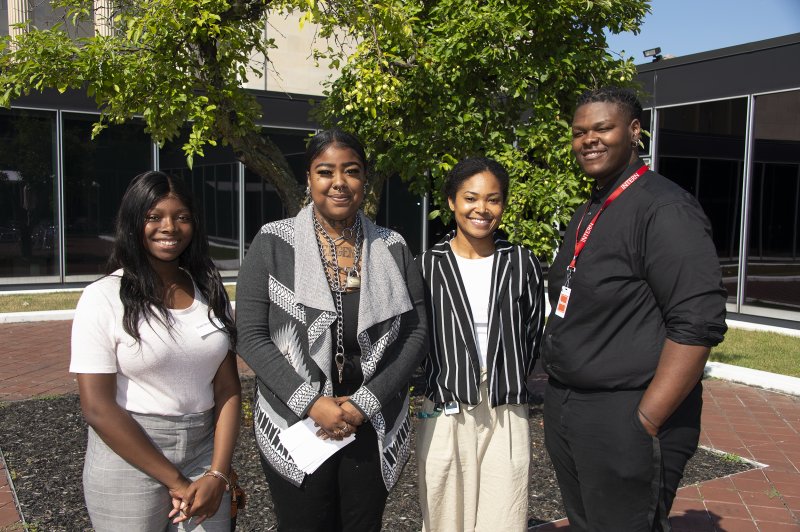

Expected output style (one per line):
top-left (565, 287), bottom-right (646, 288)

top-left (531, 378), bottom-right (800, 530)
top-left (1, 321), bottom-right (799, 530)
top-left (0, 321), bottom-right (76, 402)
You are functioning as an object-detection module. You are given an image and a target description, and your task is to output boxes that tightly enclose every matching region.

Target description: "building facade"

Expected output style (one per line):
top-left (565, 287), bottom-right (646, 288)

top-left (2, 4), bottom-right (798, 325)
top-left (0, 2), bottom-right (425, 287)
top-left (635, 33), bottom-right (800, 324)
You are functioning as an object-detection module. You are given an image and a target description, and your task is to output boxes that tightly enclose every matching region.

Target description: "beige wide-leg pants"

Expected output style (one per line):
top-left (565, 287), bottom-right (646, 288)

top-left (416, 382), bottom-right (530, 532)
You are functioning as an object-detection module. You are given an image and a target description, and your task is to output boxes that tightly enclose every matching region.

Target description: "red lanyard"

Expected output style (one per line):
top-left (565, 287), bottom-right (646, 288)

top-left (566, 165), bottom-right (648, 280)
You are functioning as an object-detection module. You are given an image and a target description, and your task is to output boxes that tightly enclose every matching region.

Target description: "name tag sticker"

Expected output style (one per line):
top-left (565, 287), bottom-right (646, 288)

top-left (555, 286), bottom-right (571, 318)
top-left (196, 318), bottom-right (224, 338)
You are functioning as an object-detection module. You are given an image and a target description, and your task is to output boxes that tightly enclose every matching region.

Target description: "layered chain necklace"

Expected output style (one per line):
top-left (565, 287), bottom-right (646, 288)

top-left (313, 211), bottom-right (364, 383)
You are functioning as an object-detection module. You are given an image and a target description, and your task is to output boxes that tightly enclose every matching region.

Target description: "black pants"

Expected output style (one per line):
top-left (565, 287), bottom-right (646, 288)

top-left (261, 420), bottom-right (387, 532)
top-left (262, 369), bottom-right (388, 532)
top-left (543, 379), bottom-right (702, 532)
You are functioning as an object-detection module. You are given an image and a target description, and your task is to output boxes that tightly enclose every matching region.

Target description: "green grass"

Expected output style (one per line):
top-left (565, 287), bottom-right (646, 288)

top-left (0, 292), bottom-right (83, 313)
top-left (709, 327), bottom-right (800, 378)
top-left (721, 452), bottom-right (745, 464)
top-left (0, 285), bottom-right (237, 313)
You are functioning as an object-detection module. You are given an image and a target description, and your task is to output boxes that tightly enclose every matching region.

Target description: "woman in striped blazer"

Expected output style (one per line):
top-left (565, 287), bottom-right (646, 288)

top-left (416, 157), bottom-right (545, 531)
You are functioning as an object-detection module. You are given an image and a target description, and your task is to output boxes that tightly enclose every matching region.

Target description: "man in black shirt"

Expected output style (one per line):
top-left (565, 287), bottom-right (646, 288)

top-left (542, 87), bottom-right (727, 530)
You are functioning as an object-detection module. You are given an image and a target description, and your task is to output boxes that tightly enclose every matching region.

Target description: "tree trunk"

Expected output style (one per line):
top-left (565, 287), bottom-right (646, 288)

top-left (225, 128), bottom-right (306, 216)
top-left (362, 170), bottom-right (388, 220)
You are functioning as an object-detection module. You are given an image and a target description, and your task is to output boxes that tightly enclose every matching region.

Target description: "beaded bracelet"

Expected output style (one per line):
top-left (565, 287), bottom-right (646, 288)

top-left (202, 469), bottom-right (232, 491)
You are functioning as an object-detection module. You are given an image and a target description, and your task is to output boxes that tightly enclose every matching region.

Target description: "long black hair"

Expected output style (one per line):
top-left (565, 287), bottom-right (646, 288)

top-left (107, 171), bottom-right (236, 346)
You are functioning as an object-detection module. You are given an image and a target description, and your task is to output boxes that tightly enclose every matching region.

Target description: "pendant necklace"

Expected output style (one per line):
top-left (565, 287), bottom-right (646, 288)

top-left (313, 211), bottom-right (363, 383)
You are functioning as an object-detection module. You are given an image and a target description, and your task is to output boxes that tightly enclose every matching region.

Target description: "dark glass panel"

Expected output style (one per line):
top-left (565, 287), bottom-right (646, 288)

top-left (244, 128), bottom-right (310, 248)
top-left (243, 171), bottom-right (285, 248)
top-left (375, 175), bottom-right (424, 254)
top-left (62, 113), bottom-right (151, 277)
top-left (0, 108), bottom-right (59, 282)
top-left (639, 109), bottom-right (652, 156)
top-left (31, 1), bottom-right (93, 38)
top-left (697, 159), bottom-right (743, 262)
top-left (160, 132), bottom-right (240, 271)
top-left (1, 2), bottom-right (8, 37)
top-left (746, 90), bottom-right (800, 313)
top-left (658, 157), bottom-right (698, 196)
top-left (656, 99), bottom-right (747, 303)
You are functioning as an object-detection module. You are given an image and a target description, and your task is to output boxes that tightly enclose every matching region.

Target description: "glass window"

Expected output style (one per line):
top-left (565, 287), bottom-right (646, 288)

top-left (0, 108), bottom-right (59, 283)
top-left (639, 108), bottom-right (652, 158)
top-left (656, 98), bottom-right (748, 304)
top-left (746, 90), bottom-right (800, 314)
top-left (62, 113), bottom-right (152, 279)
top-left (31, 1), bottom-right (93, 38)
top-left (244, 128), bottom-right (311, 248)
top-left (376, 175), bottom-right (424, 255)
top-left (1, 1), bottom-right (9, 37)
top-left (160, 132), bottom-right (241, 273)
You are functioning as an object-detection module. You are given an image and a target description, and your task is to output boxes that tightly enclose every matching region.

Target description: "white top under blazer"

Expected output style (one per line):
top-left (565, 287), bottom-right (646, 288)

top-left (453, 253), bottom-right (494, 370)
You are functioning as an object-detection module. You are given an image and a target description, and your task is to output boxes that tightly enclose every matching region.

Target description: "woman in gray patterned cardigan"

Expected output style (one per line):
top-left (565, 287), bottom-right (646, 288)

top-left (236, 128), bottom-right (428, 531)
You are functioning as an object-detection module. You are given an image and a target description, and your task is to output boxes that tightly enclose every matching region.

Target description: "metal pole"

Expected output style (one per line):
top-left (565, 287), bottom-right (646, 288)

top-left (737, 94), bottom-right (756, 313)
top-left (238, 162), bottom-right (245, 265)
top-left (55, 110), bottom-right (65, 283)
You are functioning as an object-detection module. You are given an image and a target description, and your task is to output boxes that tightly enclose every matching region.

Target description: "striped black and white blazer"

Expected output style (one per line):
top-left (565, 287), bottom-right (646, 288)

top-left (417, 231), bottom-right (545, 407)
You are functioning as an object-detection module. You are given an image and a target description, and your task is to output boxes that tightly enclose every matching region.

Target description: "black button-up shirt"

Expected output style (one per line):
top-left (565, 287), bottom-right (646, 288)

top-left (542, 160), bottom-right (727, 390)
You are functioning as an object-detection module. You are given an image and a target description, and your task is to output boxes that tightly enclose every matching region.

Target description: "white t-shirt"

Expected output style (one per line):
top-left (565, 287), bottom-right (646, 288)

top-left (454, 254), bottom-right (494, 370)
top-left (69, 270), bottom-right (231, 416)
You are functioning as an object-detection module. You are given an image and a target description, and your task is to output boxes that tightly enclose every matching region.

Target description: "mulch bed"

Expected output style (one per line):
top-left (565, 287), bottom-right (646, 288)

top-left (0, 376), bottom-right (751, 531)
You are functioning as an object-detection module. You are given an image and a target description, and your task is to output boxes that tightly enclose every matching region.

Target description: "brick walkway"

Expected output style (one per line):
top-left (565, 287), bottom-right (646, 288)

top-left (528, 376), bottom-right (800, 530)
top-left (1, 321), bottom-right (799, 530)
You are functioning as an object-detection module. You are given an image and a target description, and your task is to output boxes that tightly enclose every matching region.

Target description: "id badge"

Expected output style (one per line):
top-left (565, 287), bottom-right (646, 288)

top-left (443, 400), bottom-right (461, 416)
top-left (555, 286), bottom-right (571, 318)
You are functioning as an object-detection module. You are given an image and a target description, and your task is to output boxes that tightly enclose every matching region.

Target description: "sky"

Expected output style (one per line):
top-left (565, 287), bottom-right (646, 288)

top-left (605, 0), bottom-right (800, 64)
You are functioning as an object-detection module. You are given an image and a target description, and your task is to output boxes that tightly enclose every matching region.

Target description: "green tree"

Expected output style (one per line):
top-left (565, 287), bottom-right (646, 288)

top-left (1, 0), bottom-right (649, 255)
top-left (0, 0), bottom-right (309, 214)
top-left (302, 0), bottom-right (649, 257)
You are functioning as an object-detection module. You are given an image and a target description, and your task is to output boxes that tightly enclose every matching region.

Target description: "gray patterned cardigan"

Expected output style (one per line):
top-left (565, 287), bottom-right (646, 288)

top-left (236, 205), bottom-right (428, 489)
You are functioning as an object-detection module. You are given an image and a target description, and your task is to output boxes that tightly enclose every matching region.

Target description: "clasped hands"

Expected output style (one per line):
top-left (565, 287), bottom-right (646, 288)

top-left (167, 474), bottom-right (227, 525)
top-left (309, 396), bottom-right (365, 441)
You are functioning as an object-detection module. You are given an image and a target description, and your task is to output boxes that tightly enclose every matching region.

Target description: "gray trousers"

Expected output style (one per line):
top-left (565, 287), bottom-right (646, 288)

top-left (83, 409), bottom-right (231, 532)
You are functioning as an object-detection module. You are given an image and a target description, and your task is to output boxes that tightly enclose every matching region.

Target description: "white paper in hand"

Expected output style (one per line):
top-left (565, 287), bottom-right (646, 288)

top-left (278, 417), bottom-right (354, 474)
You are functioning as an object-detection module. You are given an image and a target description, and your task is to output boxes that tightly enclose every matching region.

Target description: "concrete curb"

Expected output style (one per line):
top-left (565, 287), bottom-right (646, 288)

top-left (0, 309), bottom-right (75, 323)
top-left (0, 448), bottom-right (26, 529)
top-left (704, 361), bottom-right (800, 396)
top-left (696, 444), bottom-right (768, 469)
top-left (728, 318), bottom-right (800, 337)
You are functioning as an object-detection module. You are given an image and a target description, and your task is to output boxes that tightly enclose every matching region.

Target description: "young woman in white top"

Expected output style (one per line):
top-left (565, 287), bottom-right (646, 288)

top-left (416, 157), bottom-right (545, 531)
top-left (70, 171), bottom-right (241, 531)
